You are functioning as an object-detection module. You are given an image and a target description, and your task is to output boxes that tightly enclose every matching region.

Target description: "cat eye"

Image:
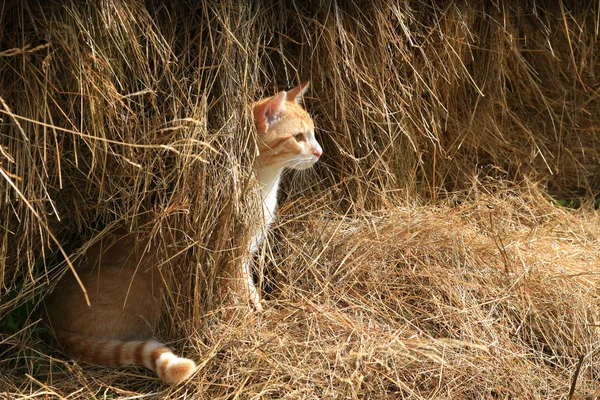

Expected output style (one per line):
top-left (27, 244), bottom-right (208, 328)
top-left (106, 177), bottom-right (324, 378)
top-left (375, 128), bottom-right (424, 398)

top-left (294, 132), bottom-right (306, 142)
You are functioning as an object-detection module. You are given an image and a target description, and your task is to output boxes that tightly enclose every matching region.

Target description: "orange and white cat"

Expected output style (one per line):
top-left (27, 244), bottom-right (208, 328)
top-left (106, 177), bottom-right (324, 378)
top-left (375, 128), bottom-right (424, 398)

top-left (43, 82), bottom-right (322, 383)
top-left (244, 81), bottom-right (322, 310)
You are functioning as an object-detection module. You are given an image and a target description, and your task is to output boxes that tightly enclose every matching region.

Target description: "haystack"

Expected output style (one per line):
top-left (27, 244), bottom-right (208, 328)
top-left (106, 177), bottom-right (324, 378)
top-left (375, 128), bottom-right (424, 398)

top-left (1, 1), bottom-right (599, 398)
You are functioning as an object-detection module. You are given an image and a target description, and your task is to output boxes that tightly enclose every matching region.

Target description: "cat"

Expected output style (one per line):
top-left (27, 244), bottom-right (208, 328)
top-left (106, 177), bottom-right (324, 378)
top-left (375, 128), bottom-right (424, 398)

top-left (42, 81), bottom-right (322, 383)
top-left (243, 81), bottom-right (322, 310)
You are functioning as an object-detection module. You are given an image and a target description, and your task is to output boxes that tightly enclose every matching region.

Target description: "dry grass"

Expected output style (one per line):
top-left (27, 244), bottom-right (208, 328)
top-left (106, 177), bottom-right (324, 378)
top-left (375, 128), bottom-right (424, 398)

top-left (1, 1), bottom-right (600, 399)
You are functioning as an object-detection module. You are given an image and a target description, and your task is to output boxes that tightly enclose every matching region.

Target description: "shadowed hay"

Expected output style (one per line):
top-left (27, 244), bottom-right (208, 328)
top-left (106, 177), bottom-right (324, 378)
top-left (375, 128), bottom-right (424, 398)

top-left (1, 1), bottom-right (600, 399)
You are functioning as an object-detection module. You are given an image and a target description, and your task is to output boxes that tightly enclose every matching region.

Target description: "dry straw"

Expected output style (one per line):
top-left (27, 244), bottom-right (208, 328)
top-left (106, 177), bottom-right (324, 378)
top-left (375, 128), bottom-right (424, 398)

top-left (1, 1), bottom-right (599, 398)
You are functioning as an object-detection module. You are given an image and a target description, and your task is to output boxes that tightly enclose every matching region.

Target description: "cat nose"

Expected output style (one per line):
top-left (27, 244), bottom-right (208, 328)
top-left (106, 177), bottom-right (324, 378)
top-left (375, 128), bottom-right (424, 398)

top-left (313, 144), bottom-right (323, 158)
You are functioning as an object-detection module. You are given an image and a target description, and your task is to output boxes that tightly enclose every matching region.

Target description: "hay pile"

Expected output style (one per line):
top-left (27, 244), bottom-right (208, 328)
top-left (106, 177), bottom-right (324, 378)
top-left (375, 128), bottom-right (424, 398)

top-left (1, 1), bottom-right (599, 398)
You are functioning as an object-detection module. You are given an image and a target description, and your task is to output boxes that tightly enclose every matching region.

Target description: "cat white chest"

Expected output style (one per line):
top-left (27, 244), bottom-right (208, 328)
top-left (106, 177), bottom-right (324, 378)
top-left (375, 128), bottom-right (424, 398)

top-left (257, 167), bottom-right (282, 228)
top-left (249, 168), bottom-right (282, 254)
top-left (262, 187), bottom-right (278, 228)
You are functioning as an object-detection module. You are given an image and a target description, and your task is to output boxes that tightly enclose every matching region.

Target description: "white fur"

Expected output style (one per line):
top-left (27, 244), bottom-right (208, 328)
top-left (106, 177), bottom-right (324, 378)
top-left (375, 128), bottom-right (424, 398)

top-left (141, 339), bottom-right (166, 369)
top-left (256, 164), bottom-right (284, 229)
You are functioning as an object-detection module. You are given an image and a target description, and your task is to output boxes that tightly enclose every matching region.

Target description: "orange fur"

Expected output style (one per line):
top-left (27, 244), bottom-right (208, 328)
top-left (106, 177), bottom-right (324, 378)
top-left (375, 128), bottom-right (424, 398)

top-left (43, 232), bottom-right (197, 383)
top-left (253, 82), bottom-right (321, 171)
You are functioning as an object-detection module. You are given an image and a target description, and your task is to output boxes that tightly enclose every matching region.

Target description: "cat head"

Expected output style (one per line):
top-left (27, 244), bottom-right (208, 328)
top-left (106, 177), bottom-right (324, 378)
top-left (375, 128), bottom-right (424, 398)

top-left (253, 81), bottom-right (322, 170)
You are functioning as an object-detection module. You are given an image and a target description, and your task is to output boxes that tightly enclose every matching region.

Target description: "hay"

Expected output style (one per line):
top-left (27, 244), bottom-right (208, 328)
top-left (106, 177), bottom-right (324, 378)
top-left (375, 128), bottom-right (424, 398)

top-left (1, 0), bottom-right (600, 398)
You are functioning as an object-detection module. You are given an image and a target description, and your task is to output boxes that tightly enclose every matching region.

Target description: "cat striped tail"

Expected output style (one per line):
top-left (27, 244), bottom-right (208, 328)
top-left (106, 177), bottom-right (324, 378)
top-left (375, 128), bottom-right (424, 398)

top-left (55, 330), bottom-right (196, 383)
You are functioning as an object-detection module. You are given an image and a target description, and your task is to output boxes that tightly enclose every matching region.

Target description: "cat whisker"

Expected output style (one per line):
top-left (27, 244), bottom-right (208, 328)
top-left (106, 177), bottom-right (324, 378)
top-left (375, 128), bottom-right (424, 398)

top-left (288, 167), bottom-right (317, 193)
top-left (276, 158), bottom-right (312, 170)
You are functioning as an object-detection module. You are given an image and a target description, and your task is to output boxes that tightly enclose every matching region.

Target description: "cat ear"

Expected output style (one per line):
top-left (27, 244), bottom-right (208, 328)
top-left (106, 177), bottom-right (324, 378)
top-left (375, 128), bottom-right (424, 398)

top-left (287, 81), bottom-right (310, 103)
top-left (254, 90), bottom-right (287, 132)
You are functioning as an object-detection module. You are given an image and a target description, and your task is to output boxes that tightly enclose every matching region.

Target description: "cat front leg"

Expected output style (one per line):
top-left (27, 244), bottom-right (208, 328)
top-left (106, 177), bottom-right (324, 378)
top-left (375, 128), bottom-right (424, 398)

top-left (219, 257), bottom-right (262, 315)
